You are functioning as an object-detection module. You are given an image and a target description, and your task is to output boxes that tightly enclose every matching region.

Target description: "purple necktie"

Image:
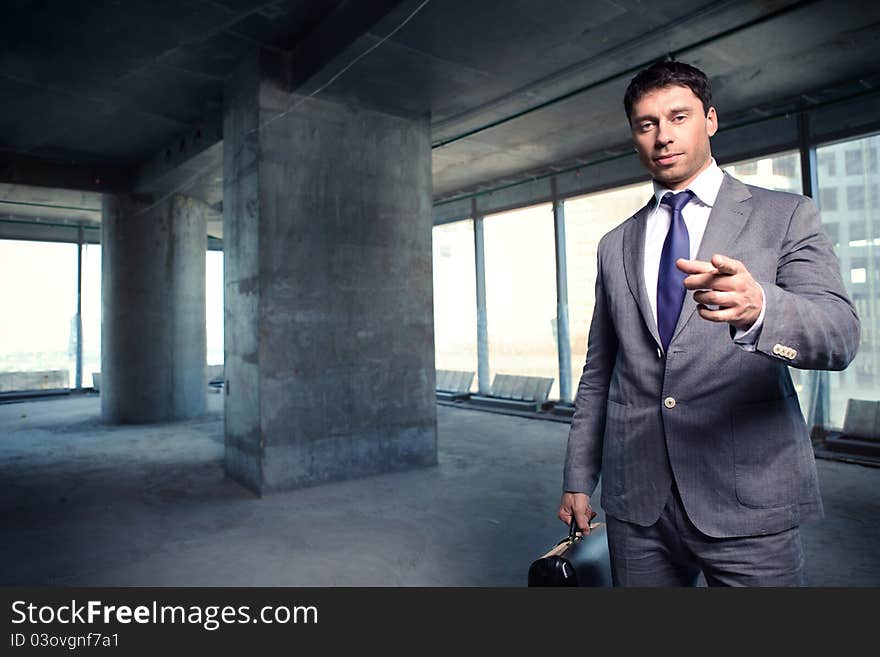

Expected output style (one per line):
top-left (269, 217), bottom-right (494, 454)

top-left (657, 190), bottom-right (695, 351)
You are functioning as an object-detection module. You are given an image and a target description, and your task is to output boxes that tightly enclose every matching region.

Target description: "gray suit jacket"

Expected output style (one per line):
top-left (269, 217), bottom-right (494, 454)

top-left (563, 173), bottom-right (860, 538)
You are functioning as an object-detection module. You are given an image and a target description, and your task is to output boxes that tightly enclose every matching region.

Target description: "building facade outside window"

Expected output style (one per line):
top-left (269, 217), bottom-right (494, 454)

top-left (722, 151), bottom-right (802, 194)
top-left (816, 133), bottom-right (880, 427)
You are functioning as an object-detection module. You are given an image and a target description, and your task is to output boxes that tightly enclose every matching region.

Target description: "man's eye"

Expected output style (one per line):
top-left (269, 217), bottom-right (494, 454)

top-left (673, 114), bottom-right (687, 122)
top-left (640, 122), bottom-right (653, 131)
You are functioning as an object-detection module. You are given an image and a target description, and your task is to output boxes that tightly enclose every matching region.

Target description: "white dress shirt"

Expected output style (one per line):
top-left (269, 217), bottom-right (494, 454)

top-left (644, 159), bottom-right (764, 350)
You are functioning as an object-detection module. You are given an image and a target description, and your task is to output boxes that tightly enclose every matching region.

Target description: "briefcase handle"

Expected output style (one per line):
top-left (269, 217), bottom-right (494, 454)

top-left (566, 516), bottom-right (600, 544)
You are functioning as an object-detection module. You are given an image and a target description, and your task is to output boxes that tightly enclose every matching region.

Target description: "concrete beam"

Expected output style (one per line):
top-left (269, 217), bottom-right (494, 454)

top-left (0, 217), bottom-right (100, 244)
top-left (133, 117), bottom-right (224, 210)
top-left (0, 152), bottom-right (133, 193)
top-left (281, 0), bottom-right (411, 92)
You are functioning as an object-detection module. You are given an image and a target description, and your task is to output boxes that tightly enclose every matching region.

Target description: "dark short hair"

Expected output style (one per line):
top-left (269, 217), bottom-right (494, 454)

top-left (623, 60), bottom-right (712, 121)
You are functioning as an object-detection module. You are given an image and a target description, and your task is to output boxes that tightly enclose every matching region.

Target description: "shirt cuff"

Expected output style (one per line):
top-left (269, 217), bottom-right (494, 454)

top-left (732, 283), bottom-right (765, 352)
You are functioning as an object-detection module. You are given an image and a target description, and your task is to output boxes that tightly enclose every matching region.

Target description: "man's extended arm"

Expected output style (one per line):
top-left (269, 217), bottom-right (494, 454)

top-left (681, 196), bottom-right (859, 370)
top-left (753, 196), bottom-right (859, 370)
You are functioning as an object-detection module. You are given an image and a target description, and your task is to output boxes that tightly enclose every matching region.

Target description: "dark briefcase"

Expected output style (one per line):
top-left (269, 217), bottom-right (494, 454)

top-left (528, 519), bottom-right (612, 587)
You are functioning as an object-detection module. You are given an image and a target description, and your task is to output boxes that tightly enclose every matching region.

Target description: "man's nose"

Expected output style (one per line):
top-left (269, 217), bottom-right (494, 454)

top-left (655, 122), bottom-right (673, 147)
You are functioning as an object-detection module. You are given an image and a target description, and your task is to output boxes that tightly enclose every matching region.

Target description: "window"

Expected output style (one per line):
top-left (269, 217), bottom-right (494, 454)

top-left (818, 152), bottom-right (836, 177)
top-left (845, 150), bottom-right (861, 175)
top-left (817, 133), bottom-right (880, 428)
top-left (0, 240), bottom-right (78, 390)
top-left (206, 250), bottom-right (224, 366)
top-left (772, 157), bottom-right (797, 179)
top-left (845, 147), bottom-right (878, 175)
top-left (849, 222), bottom-right (866, 243)
top-left (483, 204), bottom-right (559, 398)
top-left (432, 220), bottom-right (478, 390)
top-left (724, 152), bottom-right (801, 193)
top-left (819, 188), bottom-right (838, 212)
top-left (564, 181), bottom-right (653, 400)
top-left (847, 186), bottom-right (866, 211)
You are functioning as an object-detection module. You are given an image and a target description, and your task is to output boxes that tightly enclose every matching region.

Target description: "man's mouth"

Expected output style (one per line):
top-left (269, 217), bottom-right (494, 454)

top-left (654, 153), bottom-right (683, 165)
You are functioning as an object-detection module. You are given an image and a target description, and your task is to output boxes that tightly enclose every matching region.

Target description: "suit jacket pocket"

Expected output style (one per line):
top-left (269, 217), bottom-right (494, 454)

top-left (732, 393), bottom-right (810, 508)
top-left (601, 399), bottom-right (627, 495)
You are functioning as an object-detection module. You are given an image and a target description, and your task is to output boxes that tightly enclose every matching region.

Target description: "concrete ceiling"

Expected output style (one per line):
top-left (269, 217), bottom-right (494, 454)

top-left (2, 0), bottom-right (879, 240)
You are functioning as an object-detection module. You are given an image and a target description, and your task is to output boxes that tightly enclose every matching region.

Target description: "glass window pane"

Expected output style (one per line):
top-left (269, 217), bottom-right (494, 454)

top-left (723, 151), bottom-right (802, 193)
top-left (845, 149), bottom-right (862, 175)
top-left (819, 188), bottom-right (838, 211)
top-left (483, 204), bottom-right (559, 399)
top-left (206, 250), bottom-right (224, 366)
top-left (564, 182), bottom-right (653, 401)
top-left (818, 151), bottom-right (836, 177)
top-left (81, 243), bottom-right (101, 388)
top-left (847, 186), bottom-right (865, 211)
top-left (432, 220), bottom-right (477, 389)
top-left (817, 133), bottom-right (880, 428)
top-left (849, 221), bottom-right (866, 243)
top-left (0, 240), bottom-right (78, 390)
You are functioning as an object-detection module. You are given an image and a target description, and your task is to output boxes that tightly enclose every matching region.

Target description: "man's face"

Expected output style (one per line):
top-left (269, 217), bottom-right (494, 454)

top-left (629, 84), bottom-right (717, 190)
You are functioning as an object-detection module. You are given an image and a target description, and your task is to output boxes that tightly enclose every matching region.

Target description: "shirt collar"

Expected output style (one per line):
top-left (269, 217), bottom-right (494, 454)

top-left (650, 158), bottom-right (724, 211)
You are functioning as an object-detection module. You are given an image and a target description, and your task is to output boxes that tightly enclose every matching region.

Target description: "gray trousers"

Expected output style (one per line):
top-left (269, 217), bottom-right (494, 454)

top-left (606, 482), bottom-right (805, 587)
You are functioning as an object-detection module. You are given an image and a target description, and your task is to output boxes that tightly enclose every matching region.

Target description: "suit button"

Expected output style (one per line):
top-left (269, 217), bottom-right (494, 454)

top-left (664, 397), bottom-right (676, 409)
top-left (773, 344), bottom-right (783, 355)
top-left (789, 348), bottom-right (798, 359)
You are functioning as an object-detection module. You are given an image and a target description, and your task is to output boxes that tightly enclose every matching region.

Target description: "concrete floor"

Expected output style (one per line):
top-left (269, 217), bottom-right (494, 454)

top-left (1, 393), bottom-right (878, 586)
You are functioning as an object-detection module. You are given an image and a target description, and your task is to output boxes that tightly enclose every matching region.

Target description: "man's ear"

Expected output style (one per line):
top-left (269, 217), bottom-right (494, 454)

top-left (706, 106), bottom-right (718, 137)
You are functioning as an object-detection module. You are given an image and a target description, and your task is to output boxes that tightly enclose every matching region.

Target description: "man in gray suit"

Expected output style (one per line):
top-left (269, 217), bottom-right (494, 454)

top-left (558, 60), bottom-right (860, 586)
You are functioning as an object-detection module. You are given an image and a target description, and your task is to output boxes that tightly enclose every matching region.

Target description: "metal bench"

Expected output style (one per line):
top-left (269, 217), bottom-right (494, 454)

top-left (436, 369), bottom-right (474, 401)
top-left (207, 364), bottom-right (225, 392)
top-left (469, 373), bottom-right (554, 413)
top-left (824, 398), bottom-right (880, 458)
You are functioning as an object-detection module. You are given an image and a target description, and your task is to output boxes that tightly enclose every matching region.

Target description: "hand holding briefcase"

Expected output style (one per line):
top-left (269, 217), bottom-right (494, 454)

top-left (527, 519), bottom-right (612, 587)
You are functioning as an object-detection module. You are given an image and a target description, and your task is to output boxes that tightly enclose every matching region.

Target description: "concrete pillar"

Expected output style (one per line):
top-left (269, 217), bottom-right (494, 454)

top-left (101, 193), bottom-right (207, 423)
top-left (552, 187), bottom-right (572, 403)
top-left (223, 52), bottom-right (437, 494)
top-left (473, 203), bottom-right (490, 396)
top-left (75, 226), bottom-right (84, 390)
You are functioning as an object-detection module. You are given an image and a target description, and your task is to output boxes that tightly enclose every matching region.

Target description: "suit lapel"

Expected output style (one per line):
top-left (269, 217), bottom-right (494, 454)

top-left (623, 201), bottom-right (662, 350)
top-left (669, 173), bottom-right (754, 344)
